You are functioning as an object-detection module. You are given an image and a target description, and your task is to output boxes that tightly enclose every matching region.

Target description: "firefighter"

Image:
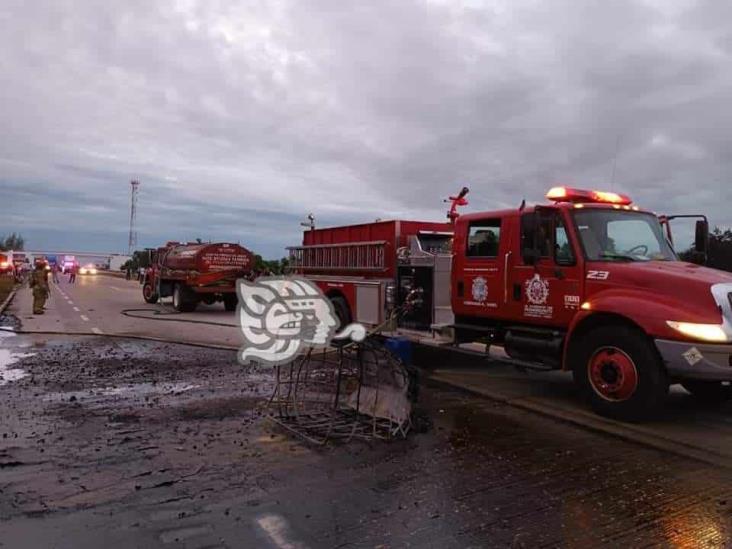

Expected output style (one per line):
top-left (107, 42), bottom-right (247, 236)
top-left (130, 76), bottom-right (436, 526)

top-left (29, 260), bottom-right (50, 314)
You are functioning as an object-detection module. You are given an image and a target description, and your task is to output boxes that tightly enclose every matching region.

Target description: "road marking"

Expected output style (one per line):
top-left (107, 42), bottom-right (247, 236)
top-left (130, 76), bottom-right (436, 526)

top-left (109, 286), bottom-right (123, 292)
top-left (255, 514), bottom-right (306, 549)
top-left (73, 307), bottom-right (80, 312)
top-left (80, 315), bottom-right (90, 322)
top-left (91, 327), bottom-right (103, 335)
top-left (67, 300), bottom-right (74, 305)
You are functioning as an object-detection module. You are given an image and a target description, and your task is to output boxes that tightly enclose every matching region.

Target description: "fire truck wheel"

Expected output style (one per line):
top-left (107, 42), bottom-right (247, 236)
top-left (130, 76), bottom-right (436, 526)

top-left (680, 380), bottom-right (732, 403)
top-left (223, 295), bottom-right (238, 311)
top-left (142, 283), bottom-right (158, 304)
top-left (573, 325), bottom-right (668, 421)
top-left (173, 284), bottom-right (198, 312)
top-left (329, 296), bottom-right (352, 347)
top-left (330, 296), bottom-right (351, 329)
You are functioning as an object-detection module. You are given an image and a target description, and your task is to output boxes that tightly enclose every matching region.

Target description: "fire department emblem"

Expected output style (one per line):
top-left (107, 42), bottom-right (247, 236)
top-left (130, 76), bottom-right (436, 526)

top-left (525, 274), bottom-right (549, 305)
top-left (471, 277), bottom-right (488, 302)
top-left (236, 276), bottom-right (366, 366)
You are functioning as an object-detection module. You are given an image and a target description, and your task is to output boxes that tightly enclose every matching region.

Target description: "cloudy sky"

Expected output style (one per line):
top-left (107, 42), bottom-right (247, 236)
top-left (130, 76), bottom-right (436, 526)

top-left (2, 0), bottom-right (731, 258)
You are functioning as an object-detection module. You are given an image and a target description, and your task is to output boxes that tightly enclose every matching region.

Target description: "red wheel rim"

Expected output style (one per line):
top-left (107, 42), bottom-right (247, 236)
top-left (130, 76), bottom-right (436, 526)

top-left (587, 347), bottom-right (638, 401)
top-left (143, 284), bottom-right (152, 299)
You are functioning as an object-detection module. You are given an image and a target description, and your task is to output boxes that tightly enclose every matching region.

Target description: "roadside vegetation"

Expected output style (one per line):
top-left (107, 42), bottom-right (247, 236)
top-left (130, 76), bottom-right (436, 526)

top-left (0, 232), bottom-right (24, 251)
top-left (680, 227), bottom-right (732, 271)
top-left (0, 276), bottom-right (15, 304)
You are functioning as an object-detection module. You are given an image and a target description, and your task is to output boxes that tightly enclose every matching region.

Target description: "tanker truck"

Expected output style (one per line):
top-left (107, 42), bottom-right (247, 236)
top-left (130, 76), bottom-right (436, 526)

top-left (142, 241), bottom-right (254, 312)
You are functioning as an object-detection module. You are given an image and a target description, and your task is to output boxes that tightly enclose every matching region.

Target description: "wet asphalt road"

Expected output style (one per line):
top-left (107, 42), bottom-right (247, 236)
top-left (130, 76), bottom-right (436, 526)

top-left (11, 274), bottom-right (243, 348)
top-left (1, 329), bottom-right (731, 548)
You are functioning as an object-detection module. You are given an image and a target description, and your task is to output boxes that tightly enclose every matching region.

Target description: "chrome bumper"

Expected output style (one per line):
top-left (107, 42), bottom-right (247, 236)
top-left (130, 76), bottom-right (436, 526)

top-left (655, 339), bottom-right (732, 381)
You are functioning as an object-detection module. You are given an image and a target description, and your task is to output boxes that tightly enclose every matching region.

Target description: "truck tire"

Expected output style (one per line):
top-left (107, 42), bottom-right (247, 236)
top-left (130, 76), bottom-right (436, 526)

top-left (681, 380), bottom-right (732, 403)
top-left (330, 296), bottom-right (351, 330)
top-left (328, 296), bottom-right (352, 347)
top-left (142, 282), bottom-right (158, 304)
top-left (223, 294), bottom-right (238, 312)
top-left (572, 325), bottom-right (668, 421)
top-left (173, 284), bottom-right (197, 313)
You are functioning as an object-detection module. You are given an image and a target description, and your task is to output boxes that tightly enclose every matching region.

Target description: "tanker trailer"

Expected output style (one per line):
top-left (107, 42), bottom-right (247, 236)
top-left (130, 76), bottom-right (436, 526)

top-left (142, 242), bottom-right (254, 312)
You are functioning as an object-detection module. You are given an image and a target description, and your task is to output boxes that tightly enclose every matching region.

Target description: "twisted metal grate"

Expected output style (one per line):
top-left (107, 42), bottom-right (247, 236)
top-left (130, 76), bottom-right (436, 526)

top-left (266, 337), bottom-right (416, 444)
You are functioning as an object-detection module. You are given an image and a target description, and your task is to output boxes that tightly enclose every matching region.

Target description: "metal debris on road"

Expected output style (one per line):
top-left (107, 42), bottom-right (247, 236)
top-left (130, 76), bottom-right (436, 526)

top-left (267, 337), bottom-right (416, 444)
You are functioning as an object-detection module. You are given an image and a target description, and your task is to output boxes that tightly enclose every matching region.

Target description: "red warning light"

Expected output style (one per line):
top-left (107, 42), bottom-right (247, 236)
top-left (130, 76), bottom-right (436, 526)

top-left (546, 186), bottom-right (632, 205)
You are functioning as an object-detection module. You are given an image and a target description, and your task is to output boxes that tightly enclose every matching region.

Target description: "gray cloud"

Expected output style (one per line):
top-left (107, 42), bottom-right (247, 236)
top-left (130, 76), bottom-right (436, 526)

top-left (1, 0), bottom-right (731, 258)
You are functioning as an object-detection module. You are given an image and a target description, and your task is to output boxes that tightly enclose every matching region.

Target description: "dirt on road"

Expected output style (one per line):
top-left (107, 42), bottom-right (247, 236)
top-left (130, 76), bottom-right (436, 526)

top-left (1, 323), bottom-right (732, 548)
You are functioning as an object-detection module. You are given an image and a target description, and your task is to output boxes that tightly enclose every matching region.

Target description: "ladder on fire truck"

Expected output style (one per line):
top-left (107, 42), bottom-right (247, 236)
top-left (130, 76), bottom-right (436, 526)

top-left (287, 241), bottom-right (387, 271)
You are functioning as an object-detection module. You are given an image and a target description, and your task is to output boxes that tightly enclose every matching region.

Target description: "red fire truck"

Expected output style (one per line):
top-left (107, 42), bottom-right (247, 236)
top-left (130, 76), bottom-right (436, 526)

top-left (289, 186), bottom-right (732, 419)
top-left (143, 242), bottom-right (254, 312)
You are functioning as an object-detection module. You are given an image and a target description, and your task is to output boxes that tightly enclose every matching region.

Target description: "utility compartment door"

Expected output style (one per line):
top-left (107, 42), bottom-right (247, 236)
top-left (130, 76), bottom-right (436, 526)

top-left (355, 282), bottom-right (383, 325)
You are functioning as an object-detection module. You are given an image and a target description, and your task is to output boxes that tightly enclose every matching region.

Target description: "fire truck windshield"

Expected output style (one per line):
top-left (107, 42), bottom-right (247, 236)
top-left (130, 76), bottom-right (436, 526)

top-left (572, 209), bottom-right (676, 262)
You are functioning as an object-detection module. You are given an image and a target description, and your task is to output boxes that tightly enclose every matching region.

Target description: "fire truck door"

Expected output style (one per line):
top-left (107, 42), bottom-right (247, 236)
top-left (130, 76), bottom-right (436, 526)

top-left (459, 217), bottom-right (505, 314)
top-left (510, 209), bottom-right (583, 326)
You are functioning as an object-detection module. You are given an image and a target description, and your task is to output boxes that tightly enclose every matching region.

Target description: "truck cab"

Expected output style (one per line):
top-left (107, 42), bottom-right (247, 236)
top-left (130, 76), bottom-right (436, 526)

top-left (451, 186), bottom-right (732, 419)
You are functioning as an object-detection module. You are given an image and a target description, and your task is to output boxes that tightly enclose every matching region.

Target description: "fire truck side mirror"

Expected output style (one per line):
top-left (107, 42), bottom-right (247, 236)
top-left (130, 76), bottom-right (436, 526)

top-left (694, 219), bottom-right (709, 257)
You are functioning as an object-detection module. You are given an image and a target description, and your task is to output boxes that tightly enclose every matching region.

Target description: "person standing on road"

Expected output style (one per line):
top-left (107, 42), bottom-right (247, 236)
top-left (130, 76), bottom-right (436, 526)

top-left (51, 263), bottom-right (60, 284)
top-left (68, 263), bottom-right (77, 283)
top-left (29, 260), bottom-right (50, 314)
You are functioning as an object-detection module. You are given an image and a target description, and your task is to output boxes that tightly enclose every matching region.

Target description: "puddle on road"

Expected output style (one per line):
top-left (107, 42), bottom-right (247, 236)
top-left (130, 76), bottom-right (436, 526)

top-left (0, 329), bottom-right (33, 386)
top-left (44, 381), bottom-right (200, 405)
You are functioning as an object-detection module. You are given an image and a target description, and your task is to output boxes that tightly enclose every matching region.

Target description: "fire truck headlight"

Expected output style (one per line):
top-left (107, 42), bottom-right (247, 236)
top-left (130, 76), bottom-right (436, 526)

top-left (90, 268), bottom-right (98, 275)
top-left (666, 321), bottom-right (729, 343)
top-left (80, 268), bottom-right (87, 275)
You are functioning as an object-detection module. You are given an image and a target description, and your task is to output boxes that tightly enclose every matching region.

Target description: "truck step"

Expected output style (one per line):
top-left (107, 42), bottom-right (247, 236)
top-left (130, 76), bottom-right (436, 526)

top-left (498, 357), bottom-right (557, 372)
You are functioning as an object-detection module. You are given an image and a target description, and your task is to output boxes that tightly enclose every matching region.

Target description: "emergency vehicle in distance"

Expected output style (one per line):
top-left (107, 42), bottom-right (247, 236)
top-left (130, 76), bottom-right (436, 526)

top-left (142, 241), bottom-right (254, 312)
top-left (79, 264), bottom-right (98, 275)
top-left (288, 186), bottom-right (732, 420)
top-left (1, 251), bottom-right (29, 275)
top-left (0, 252), bottom-right (11, 274)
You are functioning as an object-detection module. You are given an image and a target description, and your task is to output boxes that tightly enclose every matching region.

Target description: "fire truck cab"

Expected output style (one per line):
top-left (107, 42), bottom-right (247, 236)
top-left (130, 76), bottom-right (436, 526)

top-left (291, 187), bottom-right (732, 419)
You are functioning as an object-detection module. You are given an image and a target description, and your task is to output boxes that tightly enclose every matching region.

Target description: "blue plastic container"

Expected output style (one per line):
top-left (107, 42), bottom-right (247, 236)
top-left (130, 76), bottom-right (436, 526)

top-left (384, 336), bottom-right (413, 365)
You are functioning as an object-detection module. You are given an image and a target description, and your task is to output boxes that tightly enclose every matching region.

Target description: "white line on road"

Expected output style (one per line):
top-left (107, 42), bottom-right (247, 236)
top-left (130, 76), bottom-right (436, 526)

top-left (67, 300), bottom-right (74, 305)
top-left (255, 515), bottom-right (307, 549)
top-left (80, 315), bottom-right (90, 322)
top-left (91, 327), bottom-right (103, 335)
top-left (109, 286), bottom-right (123, 292)
top-left (73, 307), bottom-right (80, 312)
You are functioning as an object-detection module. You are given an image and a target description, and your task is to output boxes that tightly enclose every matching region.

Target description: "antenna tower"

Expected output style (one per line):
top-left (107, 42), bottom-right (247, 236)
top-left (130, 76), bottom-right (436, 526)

top-left (128, 180), bottom-right (140, 254)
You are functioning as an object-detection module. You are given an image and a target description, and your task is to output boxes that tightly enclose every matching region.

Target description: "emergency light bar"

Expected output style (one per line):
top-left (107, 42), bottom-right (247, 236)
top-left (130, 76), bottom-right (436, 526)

top-left (546, 186), bottom-right (632, 205)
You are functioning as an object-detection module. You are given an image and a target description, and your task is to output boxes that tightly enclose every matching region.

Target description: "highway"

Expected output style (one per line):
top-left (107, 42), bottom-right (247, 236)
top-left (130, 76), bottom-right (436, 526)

top-left (2, 273), bottom-right (732, 546)
top-left (10, 272), bottom-right (243, 348)
top-left (7, 271), bottom-right (732, 466)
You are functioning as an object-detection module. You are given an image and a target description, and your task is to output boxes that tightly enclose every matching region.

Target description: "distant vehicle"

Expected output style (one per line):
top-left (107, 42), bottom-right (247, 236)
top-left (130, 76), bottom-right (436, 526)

top-left (62, 255), bottom-right (77, 273)
top-left (143, 241), bottom-right (254, 312)
top-left (79, 264), bottom-right (98, 275)
top-left (4, 251), bottom-right (27, 271)
top-left (0, 253), bottom-right (12, 274)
